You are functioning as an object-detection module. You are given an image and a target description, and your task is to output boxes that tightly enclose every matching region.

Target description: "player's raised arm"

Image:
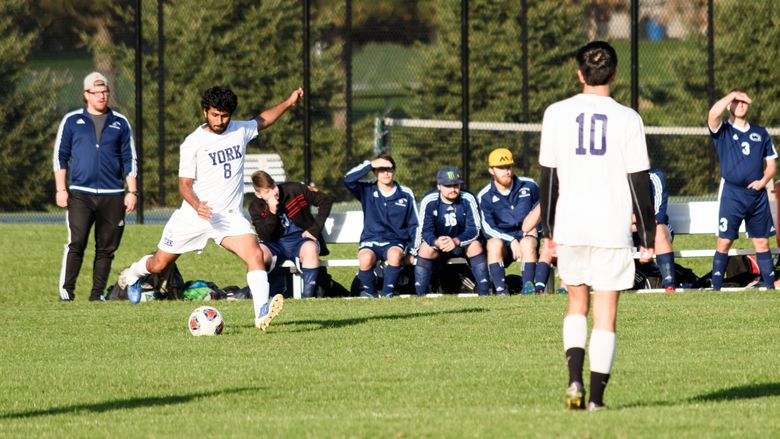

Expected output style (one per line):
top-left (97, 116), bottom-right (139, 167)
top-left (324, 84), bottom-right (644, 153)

top-left (256, 88), bottom-right (304, 130)
top-left (708, 90), bottom-right (751, 132)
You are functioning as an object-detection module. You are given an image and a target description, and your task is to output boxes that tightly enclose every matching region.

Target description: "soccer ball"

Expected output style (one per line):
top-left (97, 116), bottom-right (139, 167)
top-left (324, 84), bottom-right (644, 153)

top-left (188, 306), bottom-right (224, 336)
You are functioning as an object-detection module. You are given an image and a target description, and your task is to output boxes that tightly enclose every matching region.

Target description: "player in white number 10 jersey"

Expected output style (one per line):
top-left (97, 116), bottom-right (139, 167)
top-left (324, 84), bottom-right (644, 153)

top-left (538, 41), bottom-right (656, 411)
top-left (121, 86), bottom-right (303, 330)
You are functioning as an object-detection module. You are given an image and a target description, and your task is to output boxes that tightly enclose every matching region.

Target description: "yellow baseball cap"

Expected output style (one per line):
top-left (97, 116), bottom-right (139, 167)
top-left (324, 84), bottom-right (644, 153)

top-left (488, 148), bottom-right (514, 167)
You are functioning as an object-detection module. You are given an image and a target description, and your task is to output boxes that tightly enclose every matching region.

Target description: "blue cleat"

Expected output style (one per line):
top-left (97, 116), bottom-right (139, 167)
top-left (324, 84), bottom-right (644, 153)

top-left (521, 281), bottom-right (536, 295)
top-left (255, 294), bottom-right (284, 331)
top-left (127, 279), bottom-right (142, 304)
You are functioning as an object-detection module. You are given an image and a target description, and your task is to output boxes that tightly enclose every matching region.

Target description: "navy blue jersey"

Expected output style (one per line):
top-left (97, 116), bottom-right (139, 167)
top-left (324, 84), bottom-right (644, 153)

top-left (414, 189), bottom-right (481, 250)
top-left (344, 161), bottom-right (419, 246)
top-left (710, 120), bottom-right (777, 188)
top-left (649, 168), bottom-right (669, 225)
top-left (477, 176), bottom-right (540, 242)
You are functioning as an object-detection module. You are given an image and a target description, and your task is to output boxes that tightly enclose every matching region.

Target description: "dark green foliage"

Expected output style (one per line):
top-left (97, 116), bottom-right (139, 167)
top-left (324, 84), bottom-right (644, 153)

top-left (104, 0), bottom-right (344, 206)
top-left (397, 0), bottom-right (584, 195)
top-left (0, 0), bottom-right (66, 210)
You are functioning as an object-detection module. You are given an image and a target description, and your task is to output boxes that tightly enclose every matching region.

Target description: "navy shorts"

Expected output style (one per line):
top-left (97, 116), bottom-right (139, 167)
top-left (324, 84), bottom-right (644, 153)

top-left (359, 242), bottom-right (405, 261)
top-left (718, 183), bottom-right (775, 240)
top-left (263, 236), bottom-right (318, 266)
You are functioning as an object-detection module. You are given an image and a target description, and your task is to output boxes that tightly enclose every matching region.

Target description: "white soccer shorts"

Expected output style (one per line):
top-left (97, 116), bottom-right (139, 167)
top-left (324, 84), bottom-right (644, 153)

top-left (555, 245), bottom-right (635, 291)
top-left (158, 208), bottom-right (255, 254)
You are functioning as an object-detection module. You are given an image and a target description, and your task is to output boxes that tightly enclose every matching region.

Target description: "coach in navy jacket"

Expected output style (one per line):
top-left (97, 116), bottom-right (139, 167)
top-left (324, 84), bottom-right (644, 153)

top-left (344, 154), bottom-right (418, 297)
top-left (53, 72), bottom-right (137, 302)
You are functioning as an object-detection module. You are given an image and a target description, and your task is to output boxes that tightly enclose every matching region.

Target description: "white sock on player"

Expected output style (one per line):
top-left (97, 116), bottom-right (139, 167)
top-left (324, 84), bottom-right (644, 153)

top-left (126, 255), bottom-right (152, 285)
top-left (563, 314), bottom-right (588, 351)
top-left (589, 329), bottom-right (616, 374)
top-left (247, 270), bottom-right (269, 320)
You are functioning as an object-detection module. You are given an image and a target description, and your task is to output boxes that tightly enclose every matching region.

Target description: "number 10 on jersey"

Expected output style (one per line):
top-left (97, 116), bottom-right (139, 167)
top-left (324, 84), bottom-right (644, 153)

top-left (575, 113), bottom-right (608, 156)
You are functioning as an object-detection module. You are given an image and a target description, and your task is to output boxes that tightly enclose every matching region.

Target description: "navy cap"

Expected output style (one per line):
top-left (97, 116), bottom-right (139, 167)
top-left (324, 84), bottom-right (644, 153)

top-left (436, 167), bottom-right (464, 185)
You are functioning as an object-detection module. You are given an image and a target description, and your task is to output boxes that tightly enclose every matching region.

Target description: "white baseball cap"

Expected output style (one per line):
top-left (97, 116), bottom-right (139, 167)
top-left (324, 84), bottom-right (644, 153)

top-left (83, 72), bottom-right (109, 91)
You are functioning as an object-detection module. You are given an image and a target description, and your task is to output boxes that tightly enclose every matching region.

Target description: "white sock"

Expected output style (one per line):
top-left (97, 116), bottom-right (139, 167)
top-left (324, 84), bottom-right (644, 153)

top-left (563, 314), bottom-right (588, 351)
top-left (248, 270), bottom-right (269, 320)
top-left (589, 329), bottom-right (617, 374)
top-left (126, 255), bottom-right (152, 285)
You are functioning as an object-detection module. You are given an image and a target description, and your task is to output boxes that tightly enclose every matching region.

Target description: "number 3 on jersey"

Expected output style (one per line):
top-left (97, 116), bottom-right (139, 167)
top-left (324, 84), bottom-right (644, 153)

top-left (575, 113), bottom-right (608, 156)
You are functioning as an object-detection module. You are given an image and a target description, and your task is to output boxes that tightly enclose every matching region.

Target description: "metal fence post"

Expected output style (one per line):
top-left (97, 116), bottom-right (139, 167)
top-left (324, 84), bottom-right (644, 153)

top-left (135, 0), bottom-right (144, 224)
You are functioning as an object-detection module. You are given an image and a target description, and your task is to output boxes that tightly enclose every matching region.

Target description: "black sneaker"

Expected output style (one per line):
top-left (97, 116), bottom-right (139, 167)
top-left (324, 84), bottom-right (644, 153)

top-left (59, 292), bottom-right (75, 302)
top-left (89, 294), bottom-right (106, 302)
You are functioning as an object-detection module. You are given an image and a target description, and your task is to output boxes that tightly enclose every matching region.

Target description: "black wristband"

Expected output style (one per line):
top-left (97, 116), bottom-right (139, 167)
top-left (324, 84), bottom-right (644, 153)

top-left (128, 191), bottom-right (138, 196)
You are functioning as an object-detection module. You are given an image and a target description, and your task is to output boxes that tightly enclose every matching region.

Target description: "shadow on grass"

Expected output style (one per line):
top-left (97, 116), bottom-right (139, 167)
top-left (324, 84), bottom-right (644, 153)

top-left (622, 382), bottom-right (780, 409)
top-left (273, 307), bottom-right (488, 332)
top-left (1, 386), bottom-right (259, 420)
top-left (691, 382), bottom-right (780, 402)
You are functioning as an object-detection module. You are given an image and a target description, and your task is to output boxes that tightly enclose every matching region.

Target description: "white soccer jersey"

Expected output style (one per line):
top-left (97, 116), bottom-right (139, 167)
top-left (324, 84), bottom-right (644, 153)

top-left (178, 119), bottom-right (258, 215)
top-left (538, 93), bottom-right (650, 248)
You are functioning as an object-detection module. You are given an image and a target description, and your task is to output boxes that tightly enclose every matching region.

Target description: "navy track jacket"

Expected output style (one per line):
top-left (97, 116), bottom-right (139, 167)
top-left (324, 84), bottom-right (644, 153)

top-left (414, 189), bottom-right (481, 250)
top-left (53, 107), bottom-right (137, 195)
top-left (344, 160), bottom-right (418, 247)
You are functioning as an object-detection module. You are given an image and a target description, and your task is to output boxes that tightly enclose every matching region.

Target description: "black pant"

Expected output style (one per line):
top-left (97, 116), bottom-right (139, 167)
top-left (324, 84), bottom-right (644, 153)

top-left (60, 192), bottom-right (126, 298)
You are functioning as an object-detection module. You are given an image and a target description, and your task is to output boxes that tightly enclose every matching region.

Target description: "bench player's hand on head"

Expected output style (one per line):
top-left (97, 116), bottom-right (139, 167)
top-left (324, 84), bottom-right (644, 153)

top-left (732, 91), bottom-right (752, 104)
top-left (371, 158), bottom-right (393, 169)
top-left (196, 200), bottom-right (213, 220)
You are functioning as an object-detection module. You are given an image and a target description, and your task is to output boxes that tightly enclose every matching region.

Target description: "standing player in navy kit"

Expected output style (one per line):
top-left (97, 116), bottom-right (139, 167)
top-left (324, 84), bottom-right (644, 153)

top-left (539, 41), bottom-right (655, 411)
top-left (413, 167), bottom-right (490, 296)
top-left (121, 86), bottom-right (303, 330)
top-left (708, 89), bottom-right (777, 290)
top-left (477, 148), bottom-right (541, 295)
top-left (344, 153), bottom-right (418, 298)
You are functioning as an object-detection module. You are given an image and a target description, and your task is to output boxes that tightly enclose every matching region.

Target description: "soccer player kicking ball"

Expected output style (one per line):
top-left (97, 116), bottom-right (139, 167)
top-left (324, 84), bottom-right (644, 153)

top-left (538, 41), bottom-right (656, 411)
top-left (707, 89), bottom-right (777, 291)
top-left (121, 86), bottom-right (303, 330)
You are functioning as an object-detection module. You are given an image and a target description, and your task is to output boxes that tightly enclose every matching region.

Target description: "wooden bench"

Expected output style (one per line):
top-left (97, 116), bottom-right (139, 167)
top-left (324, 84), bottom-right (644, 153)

top-left (243, 153), bottom-right (286, 194)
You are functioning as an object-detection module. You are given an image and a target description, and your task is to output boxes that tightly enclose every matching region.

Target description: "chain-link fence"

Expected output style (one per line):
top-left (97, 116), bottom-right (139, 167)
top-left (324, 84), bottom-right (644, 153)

top-left (2, 0), bottom-right (779, 222)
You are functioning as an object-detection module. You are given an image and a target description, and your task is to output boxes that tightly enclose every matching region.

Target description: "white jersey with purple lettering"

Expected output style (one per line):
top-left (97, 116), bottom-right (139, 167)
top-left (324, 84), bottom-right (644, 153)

top-left (178, 119), bottom-right (258, 215)
top-left (538, 93), bottom-right (650, 248)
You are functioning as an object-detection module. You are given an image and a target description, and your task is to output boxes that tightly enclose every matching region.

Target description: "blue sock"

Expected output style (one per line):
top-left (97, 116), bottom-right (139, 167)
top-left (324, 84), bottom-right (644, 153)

top-left (711, 251), bottom-right (728, 291)
top-left (468, 253), bottom-right (490, 296)
top-left (414, 257), bottom-right (434, 296)
top-left (756, 251), bottom-right (775, 289)
top-left (358, 269), bottom-right (377, 297)
top-left (489, 262), bottom-right (506, 294)
top-left (656, 252), bottom-right (676, 289)
top-left (522, 262), bottom-right (537, 287)
top-left (382, 264), bottom-right (403, 297)
top-left (300, 267), bottom-right (319, 298)
top-left (534, 262), bottom-right (551, 291)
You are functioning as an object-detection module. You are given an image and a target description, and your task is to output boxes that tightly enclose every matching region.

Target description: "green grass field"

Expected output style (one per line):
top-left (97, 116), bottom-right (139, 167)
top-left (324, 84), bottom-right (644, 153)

top-left (2, 224), bottom-right (780, 437)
